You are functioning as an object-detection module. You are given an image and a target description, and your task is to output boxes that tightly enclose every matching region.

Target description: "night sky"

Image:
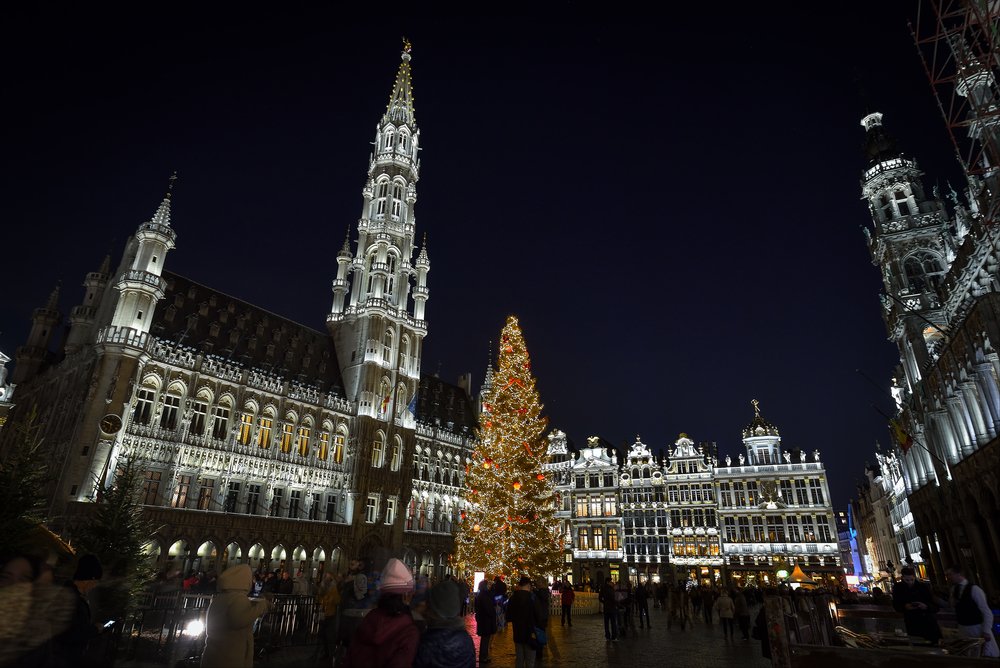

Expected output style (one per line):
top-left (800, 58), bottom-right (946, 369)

top-left (1, 3), bottom-right (966, 509)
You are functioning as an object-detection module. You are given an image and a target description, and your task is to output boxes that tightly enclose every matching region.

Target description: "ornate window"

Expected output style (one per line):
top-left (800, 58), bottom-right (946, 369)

top-left (160, 393), bottom-right (181, 430)
top-left (142, 470), bottom-right (162, 505)
top-left (256, 411), bottom-right (273, 448)
top-left (903, 251), bottom-right (946, 291)
top-left (198, 478), bottom-right (215, 510)
top-left (578, 528), bottom-right (589, 550)
top-left (191, 397), bottom-right (208, 436)
top-left (238, 412), bottom-right (253, 445)
top-left (608, 527), bottom-right (619, 550)
top-left (212, 400), bottom-right (231, 440)
top-left (318, 431), bottom-right (330, 460)
top-left (333, 427), bottom-right (347, 463)
top-left (172, 475), bottom-right (191, 509)
top-left (296, 425), bottom-right (311, 456)
top-left (372, 432), bottom-right (386, 468)
top-left (390, 436), bottom-right (402, 471)
top-left (592, 527), bottom-right (604, 550)
top-left (133, 388), bottom-right (155, 425)
top-left (279, 423), bottom-right (294, 453)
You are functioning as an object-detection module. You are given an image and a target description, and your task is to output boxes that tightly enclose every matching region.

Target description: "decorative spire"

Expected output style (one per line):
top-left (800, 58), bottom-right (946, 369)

top-left (482, 340), bottom-right (495, 391)
top-left (45, 282), bottom-right (61, 310)
top-left (149, 172), bottom-right (177, 228)
top-left (385, 37), bottom-right (415, 126)
top-left (98, 253), bottom-right (111, 276)
top-left (743, 399), bottom-right (780, 438)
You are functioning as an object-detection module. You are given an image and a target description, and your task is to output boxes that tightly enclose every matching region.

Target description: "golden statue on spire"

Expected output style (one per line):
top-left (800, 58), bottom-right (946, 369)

top-left (402, 36), bottom-right (412, 53)
top-left (752, 398), bottom-right (761, 417)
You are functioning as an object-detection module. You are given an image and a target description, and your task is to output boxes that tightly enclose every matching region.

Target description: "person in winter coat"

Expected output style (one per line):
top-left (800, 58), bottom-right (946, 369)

top-left (533, 578), bottom-right (551, 662)
top-left (316, 572), bottom-right (341, 661)
top-left (714, 589), bottom-right (736, 638)
top-left (474, 579), bottom-right (497, 665)
top-left (733, 588), bottom-right (751, 639)
top-left (343, 558), bottom-right (420, 668)
top-left (200, 564), bottom-right (270, 668)
top-left (506, 576), bottom-right (542, 668)
top-left (413, 579), bottom-right (475, 668)
top-left (560, 581), bottom-right (575, 627)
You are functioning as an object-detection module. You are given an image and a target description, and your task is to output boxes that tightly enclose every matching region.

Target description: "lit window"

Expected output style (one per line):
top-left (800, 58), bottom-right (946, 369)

top-left (257, 416), bottom-right (273, 448)
top-left (238, 413), bottom-right (253, 445)
top-left (279, 423), bottom-right (293, 453)
top-left (366, 495), bottom-right (379, 523)
top-left (385, 498), bottom-right (397, 525)
top-left (372, 433), bottom-right (385, 467)
top-left (318, 431), bottom-right (330, 460)
top-left (296, 426), bottom-right (310, 456)
top-left (578, 528), bottom-right (589, 550)
top-left (608, 527), bottom-right (619, 550)
top-left (198, 478), bottom-right (215, 510)
top-left (142, 470), bottom-right (162, 505)
top-left (172, 475), bottom-right (191, 509)
top-left (390, 439), bottom-right (402, 471)
top-left (133, 389), bottom-right (155, 425)
top-left (333, 431), bottom-right (345, 463)
top-left (593, 527), bottom-right (604, 550)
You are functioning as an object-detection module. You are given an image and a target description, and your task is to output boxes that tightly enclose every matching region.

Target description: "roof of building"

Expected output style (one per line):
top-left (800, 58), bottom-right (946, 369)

top-left (414, 373), bottom-right (477, 435)
top-left (150, 271), bottom-right (346, 397)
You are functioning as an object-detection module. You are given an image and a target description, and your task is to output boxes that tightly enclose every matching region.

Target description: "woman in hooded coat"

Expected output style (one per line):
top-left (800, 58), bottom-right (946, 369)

top-left (343, 558), bottom-right (420, 668)
top-left (200, 564), bottom-right (270, 668)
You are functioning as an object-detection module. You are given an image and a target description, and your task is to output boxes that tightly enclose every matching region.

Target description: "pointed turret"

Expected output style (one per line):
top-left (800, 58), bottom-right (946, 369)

top-left (13, 283), bottom-right (62, 384)
top-left (99, 177), bottom-right (178, 355)
top-left (66, 252), bottom-right (115, 353)
top-left (384, 38), bottom-right (415, 126)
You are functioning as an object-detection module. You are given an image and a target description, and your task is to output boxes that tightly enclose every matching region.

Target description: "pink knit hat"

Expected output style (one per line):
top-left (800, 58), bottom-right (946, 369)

top-left (379, 558), bottom-right (414, 594)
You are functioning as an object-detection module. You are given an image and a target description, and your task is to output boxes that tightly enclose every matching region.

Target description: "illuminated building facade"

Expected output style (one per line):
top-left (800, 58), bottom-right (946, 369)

top-left (663, 434), bottom-right (722, 585)
top-left (620, 436), bottom-right (669, 583)
top-left (714, 404), bottom-right (840, 586)
top-left (5, 45), bottom-right (477, 579)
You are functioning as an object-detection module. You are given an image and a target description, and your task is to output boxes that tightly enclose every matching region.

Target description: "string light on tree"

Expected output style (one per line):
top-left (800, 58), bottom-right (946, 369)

top-left (456, 315), bottom-right (562, 579)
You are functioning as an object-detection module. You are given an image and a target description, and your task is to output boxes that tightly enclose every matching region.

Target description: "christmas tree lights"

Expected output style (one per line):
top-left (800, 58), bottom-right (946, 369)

top-left (456, 315), bottom-right (562, 578)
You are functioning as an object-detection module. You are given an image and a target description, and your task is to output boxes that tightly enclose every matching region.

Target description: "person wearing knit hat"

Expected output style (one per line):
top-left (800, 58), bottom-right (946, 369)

top-left (343, 558), bottom-right (420, 668)
top-left (200, 564), bottom-right (270, 668)
top-left (379, 557), bottom-right (415, 594)
top-left (413, 579), bottom-right (475, 668)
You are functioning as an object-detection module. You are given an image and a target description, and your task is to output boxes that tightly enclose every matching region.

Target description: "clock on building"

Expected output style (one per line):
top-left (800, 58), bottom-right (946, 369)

top-left (99, 414), bottom-right (123, 435)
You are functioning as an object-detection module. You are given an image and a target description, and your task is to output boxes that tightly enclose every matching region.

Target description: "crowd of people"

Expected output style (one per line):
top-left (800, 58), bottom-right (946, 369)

top-left (3, 549), bottom-right (997, 666)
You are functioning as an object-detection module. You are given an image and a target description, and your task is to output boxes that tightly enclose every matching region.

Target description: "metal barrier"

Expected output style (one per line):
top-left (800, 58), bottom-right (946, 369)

top-left (114, 592), bottom-right (320, 664)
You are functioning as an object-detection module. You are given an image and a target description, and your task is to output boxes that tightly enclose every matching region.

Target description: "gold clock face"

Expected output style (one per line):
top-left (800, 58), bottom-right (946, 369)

top-left (99, 414), bottom-right (123, 435)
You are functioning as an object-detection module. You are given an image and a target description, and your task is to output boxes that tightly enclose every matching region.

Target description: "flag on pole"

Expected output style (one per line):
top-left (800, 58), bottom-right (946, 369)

top-left (889, 418), bottom-right (914, 454)
top-left (407, 392), bottom-right (417, 416)
top-left (381, 392), bottom-right (391, 414)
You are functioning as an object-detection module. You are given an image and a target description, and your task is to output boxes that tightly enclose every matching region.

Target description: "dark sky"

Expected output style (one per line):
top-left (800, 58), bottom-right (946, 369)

top-left (1, 3), bottom-right (965, 509)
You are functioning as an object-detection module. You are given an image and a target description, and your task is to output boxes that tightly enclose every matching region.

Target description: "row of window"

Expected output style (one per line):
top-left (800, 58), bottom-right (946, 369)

top-left (722, 514), bottom-right (834, 543)
top-left (718, 479), bottom-right (825, 507)
top-left (132, 389), bottom-right (349, 464)
top-left (574, 473), bottom-right (616, 489)
top-left (576, 526), bottom-right (620, 551)
top-left (142, 472), bottom-right (346, 522)
top-left (574, 495), bottom-right (617, 517)
top-left (667, 483), bottom-right (716, 504)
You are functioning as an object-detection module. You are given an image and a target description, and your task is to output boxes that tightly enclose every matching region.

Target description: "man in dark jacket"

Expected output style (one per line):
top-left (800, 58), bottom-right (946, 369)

top-left (506, 576), bottom-right (542, 668)
top-left (599, 577), bottom-right (619, 641)
top-left (891, 566), bottom-right (941, 642)
top-left (635, 579), bottom-right (651, 629)
top-left (533, 578), bottom-right (551, 662)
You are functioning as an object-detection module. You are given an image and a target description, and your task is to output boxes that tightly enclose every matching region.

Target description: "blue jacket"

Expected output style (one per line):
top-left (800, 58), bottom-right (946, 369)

top-left (412, 624), bottom-right (475, 668)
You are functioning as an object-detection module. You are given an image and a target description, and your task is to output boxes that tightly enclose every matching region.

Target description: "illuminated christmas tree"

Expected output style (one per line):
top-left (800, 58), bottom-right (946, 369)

top-left (456, 315), bottom-right (562, 578)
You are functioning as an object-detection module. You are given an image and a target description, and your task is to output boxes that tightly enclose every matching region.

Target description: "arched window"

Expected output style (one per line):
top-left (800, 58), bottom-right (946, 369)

top-left (390, 436), bottom-right (403, 471)
top-left (133, 384), bottom-right (156, 425)
top-left (212, 395), bottom-right (233, 440)
top-left (391, 183), bottom-right (404, 220)
top-left (257, 407), bottom-right (275, 448)
top-left (333, 424), bottom-right (346, 463)
top-left (904, 251), bottom-right (946, 291)
top-left (160, 383), bottom-right (184, 430)
top-left (385, 253), bottom-right (397, 300)
top-left (367, 254), bottom-right (378, 294)
top-left (382, 329), bottom-right (393, 364)
top-left (383, 130), bottom-right (394, 149)
top-left (373, 180), bottom-right (389, 219)
top-left (238, 401), bottom-right (257, 445)
top-left (378, 378), bottom-right (391, 416)
top-left (398, 132), bottom-right (408, 152)
top-left (296, 418), bottom-right (312, 457)
top-left (372, 431), bottom-right (386, 468)
top-left (395, 384), bottom-right (407, 417)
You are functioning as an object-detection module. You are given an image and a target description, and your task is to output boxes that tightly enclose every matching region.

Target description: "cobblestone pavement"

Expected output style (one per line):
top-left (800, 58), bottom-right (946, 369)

top-left (473, 606), bottom-right (772, 668)
top-left (119, 606), bottom-right (774, 667)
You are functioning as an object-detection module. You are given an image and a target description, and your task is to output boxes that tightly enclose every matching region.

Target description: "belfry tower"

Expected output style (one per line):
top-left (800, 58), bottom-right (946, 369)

top-left (327, 40), bottom-right (428, 548)
top-left (860, 113), bottom-right (952, 395)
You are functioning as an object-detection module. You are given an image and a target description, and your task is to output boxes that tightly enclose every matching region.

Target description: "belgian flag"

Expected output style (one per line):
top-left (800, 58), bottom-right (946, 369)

top-left (889, 418), bottom-right (914, 454)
